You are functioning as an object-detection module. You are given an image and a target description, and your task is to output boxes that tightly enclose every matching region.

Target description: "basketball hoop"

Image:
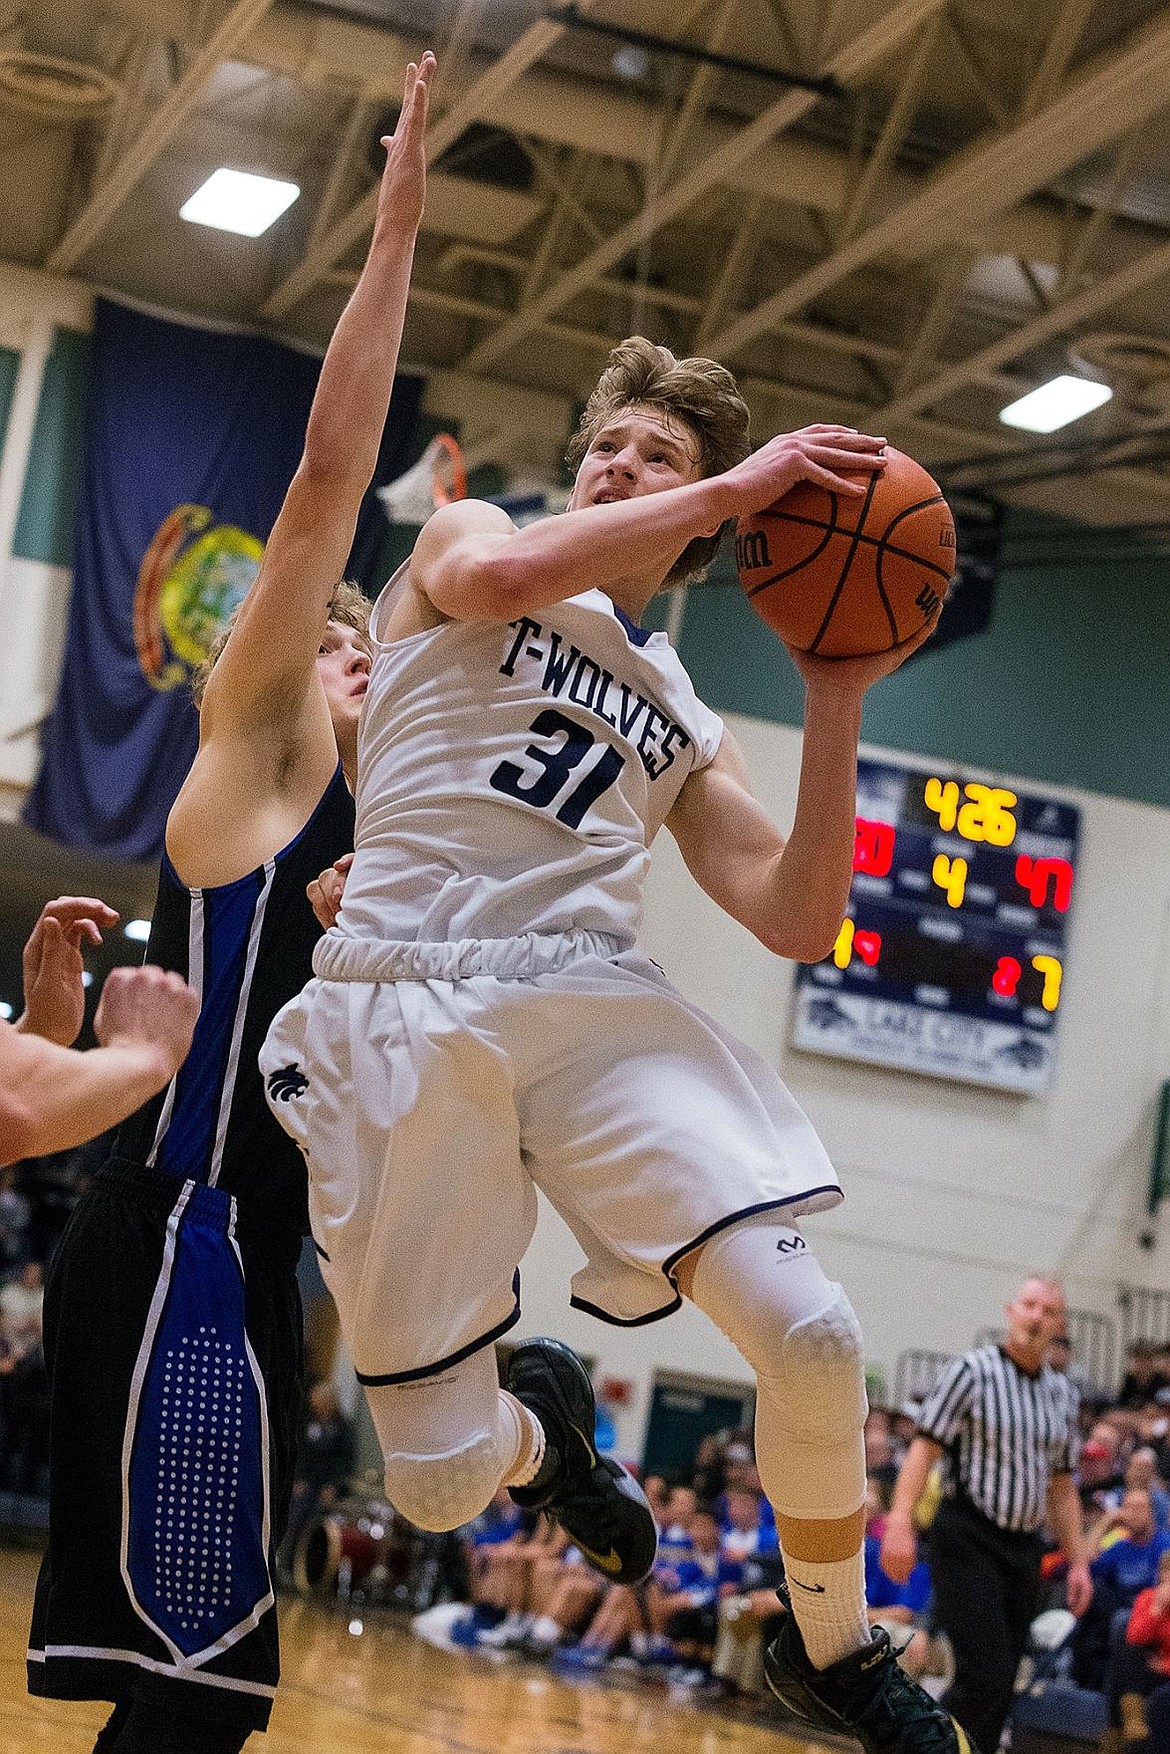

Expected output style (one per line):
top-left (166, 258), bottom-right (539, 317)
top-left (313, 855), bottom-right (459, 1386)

top-left (378, 433), bottom-right (467, 524)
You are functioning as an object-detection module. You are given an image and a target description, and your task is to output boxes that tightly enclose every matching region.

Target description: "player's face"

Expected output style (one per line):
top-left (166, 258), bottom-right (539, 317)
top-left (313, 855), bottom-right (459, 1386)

top-left (317, 620), bottom-right (372, 735)
top-left (569, 403), bottom-right (704, 510)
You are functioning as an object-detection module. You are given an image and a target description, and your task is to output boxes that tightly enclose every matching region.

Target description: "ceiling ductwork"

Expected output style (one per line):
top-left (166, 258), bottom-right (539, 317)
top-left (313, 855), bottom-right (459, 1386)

top-left (0, 50), bottom-right (121, 119)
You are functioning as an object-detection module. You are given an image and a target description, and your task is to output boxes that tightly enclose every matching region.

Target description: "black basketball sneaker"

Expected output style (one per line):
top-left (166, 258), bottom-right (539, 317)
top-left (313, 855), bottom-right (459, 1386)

top-left (504, 1337), bottom-right (658, 1586)
top-left (764, 1605), bottom-right (979, 1754)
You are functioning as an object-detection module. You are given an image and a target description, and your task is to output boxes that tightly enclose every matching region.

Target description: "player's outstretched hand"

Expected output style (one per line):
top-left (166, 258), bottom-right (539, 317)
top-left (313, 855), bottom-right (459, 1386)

top-left (718, 425), bottom-right (888, 523)
top-left (94, 966), bottom-right (200, 1081)
top-left (19, 895), bottom-right (119, 1047)
top-left (308, 853), bottom-right (353, 931)
top-left (786, 616), bottom-right (937, 699)
top-left (376, 51), bottom-right (435, 237)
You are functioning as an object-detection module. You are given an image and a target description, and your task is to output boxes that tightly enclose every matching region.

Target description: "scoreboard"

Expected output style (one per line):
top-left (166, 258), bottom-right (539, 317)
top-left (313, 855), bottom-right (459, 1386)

top-left (791, 757), bottom-right (1080, 1094)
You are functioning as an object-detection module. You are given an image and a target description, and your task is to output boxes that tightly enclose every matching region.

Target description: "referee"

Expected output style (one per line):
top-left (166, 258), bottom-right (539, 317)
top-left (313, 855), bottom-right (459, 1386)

top-left (881, 1276), bottom-right (1093, 1751)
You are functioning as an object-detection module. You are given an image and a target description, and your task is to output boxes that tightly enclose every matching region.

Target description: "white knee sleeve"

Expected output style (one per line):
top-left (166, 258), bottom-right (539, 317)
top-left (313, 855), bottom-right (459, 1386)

top-left (383, 1427), bottom-right (509, 1532)
top-left (689, 1218), bottom-right (867, 1522)
top-left (364, 1344), bottom-right (522, 1532)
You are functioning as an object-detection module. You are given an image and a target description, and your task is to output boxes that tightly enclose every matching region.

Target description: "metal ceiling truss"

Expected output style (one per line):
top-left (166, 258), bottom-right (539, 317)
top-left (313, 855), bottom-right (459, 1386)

top-left (460, 0), bottom-right (947, 374)
top-left (46, 0), bottom-right (278, 274)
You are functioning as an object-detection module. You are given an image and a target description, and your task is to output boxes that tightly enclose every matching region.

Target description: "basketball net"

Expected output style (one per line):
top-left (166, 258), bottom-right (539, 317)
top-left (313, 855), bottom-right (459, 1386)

top-left (377, 432), bottom-right (467, 524)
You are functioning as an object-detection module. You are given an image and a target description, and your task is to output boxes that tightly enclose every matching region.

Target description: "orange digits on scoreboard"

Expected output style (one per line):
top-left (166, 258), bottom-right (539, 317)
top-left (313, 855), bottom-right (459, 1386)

top-left (932, 853), bottom-right (968, 908)
top-left (854, 818), bottom-right (896, 877)
top-left (1031, 954), bottom-right (1062, 1011)
top-left (1015, 854), bottom-right (1074, 912)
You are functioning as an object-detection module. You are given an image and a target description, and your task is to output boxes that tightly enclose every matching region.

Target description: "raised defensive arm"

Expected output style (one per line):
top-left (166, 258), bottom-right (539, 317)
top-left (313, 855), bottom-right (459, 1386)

top-left (201, 53), bottom-right (434, 734)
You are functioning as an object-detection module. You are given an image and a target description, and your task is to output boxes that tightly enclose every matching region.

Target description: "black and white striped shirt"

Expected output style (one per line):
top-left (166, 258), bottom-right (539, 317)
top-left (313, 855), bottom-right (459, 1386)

top-left (917, 1344), bottom-right (1081, 1534)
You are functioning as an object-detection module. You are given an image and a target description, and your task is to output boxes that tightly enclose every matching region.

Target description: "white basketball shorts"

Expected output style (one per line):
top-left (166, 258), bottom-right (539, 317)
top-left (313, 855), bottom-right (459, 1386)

top-left (260, 930), bottom-right (842, 1384)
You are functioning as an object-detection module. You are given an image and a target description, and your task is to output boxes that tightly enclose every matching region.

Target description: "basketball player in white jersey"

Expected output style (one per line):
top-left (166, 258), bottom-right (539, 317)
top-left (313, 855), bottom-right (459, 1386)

top-left (263, 340), bottom-right (974, 1754)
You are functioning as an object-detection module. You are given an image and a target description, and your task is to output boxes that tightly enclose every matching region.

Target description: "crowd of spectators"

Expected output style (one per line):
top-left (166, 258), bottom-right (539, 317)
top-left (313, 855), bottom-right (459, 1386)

top-left (398, 1331), bottom-right (1170, 1748)
top-left (0, 1141), bottom-right (101, 1501)
top-left (409, 1409), bottom-right (943, 1707)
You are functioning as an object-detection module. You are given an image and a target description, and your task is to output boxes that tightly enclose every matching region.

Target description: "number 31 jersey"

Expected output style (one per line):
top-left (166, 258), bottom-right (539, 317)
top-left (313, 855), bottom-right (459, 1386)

top-left (337, 572), bottom-right (725, 949)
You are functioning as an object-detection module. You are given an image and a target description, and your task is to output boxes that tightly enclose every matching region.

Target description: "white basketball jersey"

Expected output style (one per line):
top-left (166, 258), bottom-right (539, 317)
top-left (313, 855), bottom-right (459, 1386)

top-left (335, 570), bottom-right (725, 947)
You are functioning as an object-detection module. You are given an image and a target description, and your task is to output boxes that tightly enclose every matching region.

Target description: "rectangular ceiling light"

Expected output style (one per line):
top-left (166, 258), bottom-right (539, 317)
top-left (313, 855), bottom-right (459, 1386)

top-left (181, 168), bottom-right (299, 237)
top-left (999, 374), bottom-right (1113, 433)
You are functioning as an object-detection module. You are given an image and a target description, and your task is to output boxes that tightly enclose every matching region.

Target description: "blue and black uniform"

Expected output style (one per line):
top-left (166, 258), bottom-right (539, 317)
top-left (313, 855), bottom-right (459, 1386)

top-left (28, 766), bottom-right (353, 1742)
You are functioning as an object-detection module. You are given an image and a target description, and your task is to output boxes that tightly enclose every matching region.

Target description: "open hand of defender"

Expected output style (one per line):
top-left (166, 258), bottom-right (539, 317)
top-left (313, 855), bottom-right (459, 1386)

top-left (19, 894), bottom-right (119, 1047)
top-left (94, 965), bottom-right (200, 1083)
top-left (375, 51), bottom-right (435, 238)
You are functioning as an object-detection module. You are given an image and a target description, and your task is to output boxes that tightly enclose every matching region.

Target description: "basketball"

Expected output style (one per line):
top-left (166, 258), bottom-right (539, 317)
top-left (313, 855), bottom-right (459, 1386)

top-left (734, 447), bottom-right (956, 657)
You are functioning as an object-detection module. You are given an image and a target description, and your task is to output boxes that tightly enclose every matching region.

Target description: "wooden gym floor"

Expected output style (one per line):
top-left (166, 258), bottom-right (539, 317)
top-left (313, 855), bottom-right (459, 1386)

top-left (0, 1547), bottom-right (817, 1754)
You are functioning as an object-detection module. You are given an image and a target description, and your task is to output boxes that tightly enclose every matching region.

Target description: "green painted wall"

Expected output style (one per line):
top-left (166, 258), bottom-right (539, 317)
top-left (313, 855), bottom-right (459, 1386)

top-left (12, 326), bottom-right (88, 567)
top-left (676, 513), bottom-right (1170, 810)
top-left (0, 345), bottom-right (18, 459)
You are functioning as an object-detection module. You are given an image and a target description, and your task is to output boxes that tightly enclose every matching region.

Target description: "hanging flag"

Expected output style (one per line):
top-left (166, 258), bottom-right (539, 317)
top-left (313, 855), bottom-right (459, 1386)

top-left (25, 296), bottom-right (422, 860)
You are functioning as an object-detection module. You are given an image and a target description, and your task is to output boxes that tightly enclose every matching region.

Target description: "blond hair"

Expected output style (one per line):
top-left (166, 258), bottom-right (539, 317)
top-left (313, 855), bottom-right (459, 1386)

top-left (567, 336), bottom-right (752, 586)
top-left (190, 579), bottom-right (371, 708)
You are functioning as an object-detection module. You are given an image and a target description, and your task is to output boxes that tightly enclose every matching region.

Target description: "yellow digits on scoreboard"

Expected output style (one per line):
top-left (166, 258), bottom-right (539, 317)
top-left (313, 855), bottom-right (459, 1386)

top-left (1031, 954), bottom-right (1062, 1011)
top-left (925, 777), bottom-right (1018, 847)
top-left (957, 784), bottom-right (1017, 846)
top-left (924, 777), bottom-right (959, 830)
top-left (932, 853), bottom-right (968, 908)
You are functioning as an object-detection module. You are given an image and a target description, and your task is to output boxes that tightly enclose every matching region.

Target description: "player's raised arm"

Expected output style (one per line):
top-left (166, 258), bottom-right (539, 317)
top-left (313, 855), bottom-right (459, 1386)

top-left (668, 630), bottom-right (932, 963)
top-left (201, 53), bottom-right (434, 734)
top-left (411, 423), bottom-right (886, 624)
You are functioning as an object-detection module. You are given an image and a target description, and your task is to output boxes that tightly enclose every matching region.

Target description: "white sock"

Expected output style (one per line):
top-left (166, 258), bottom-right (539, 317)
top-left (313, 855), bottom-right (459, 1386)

top-left (499, 1390), bottom-right (545, 1487)
top-left (780, 1546), bottom-right (870, 1671)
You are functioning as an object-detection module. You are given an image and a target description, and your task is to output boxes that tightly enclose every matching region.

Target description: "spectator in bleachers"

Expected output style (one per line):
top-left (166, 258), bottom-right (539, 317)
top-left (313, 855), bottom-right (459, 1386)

top-left (709, 1537), bottom-right (788, 1702)
top-left (0, 1258), bottom-right (43, 1357)
top-left (640, 1505), bottom-right (744, 1685)
top-left (1109, 1547), bottom-right (1170, 1746)
top-left (690, 1433), bottom-right (728, 1503)
top-left (720, 1485), bottom-right (768, 1563)
top-left (1127, 1447), bottom-right (1170, 1534)
top-left (1072, 1486), bottom-right (1170, 1692)
top-left (864, 1481), bottom-right (932, 1681)
top-left (494, 1525), bottom-right (603, 1657)
top-left (658, 1483), bottom-right (698, 1558)
top-left (865, 1407), bottom-right (900, 1493)
top-left (0, 1167), bottom-right (31, 1268)
top-left (642, 1473), bottom-right (670, 1520)
top-left (278, 1378), bottom-right (357, 1583)
top-left (1120, 1342), bottom-right (1170, 1413)
top-left (1080, 1425), bottom-right (1129, 1523)
top-left (0, 1263), bottom-right (48, 1494)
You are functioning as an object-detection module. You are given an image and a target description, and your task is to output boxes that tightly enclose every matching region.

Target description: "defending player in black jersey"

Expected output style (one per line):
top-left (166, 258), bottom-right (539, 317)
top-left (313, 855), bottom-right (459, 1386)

top-left (27, 54), bottom-right (434, 1754)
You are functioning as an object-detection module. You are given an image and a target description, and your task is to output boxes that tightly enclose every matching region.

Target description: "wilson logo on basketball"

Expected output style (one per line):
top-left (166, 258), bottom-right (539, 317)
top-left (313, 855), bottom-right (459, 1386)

top-left (735, 529), bottom-right (771, 572)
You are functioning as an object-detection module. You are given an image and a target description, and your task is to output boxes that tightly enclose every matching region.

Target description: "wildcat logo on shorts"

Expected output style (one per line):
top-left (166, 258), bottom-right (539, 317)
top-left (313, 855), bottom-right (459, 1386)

top-left (267, 1063), bottom-right (309, 1102)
